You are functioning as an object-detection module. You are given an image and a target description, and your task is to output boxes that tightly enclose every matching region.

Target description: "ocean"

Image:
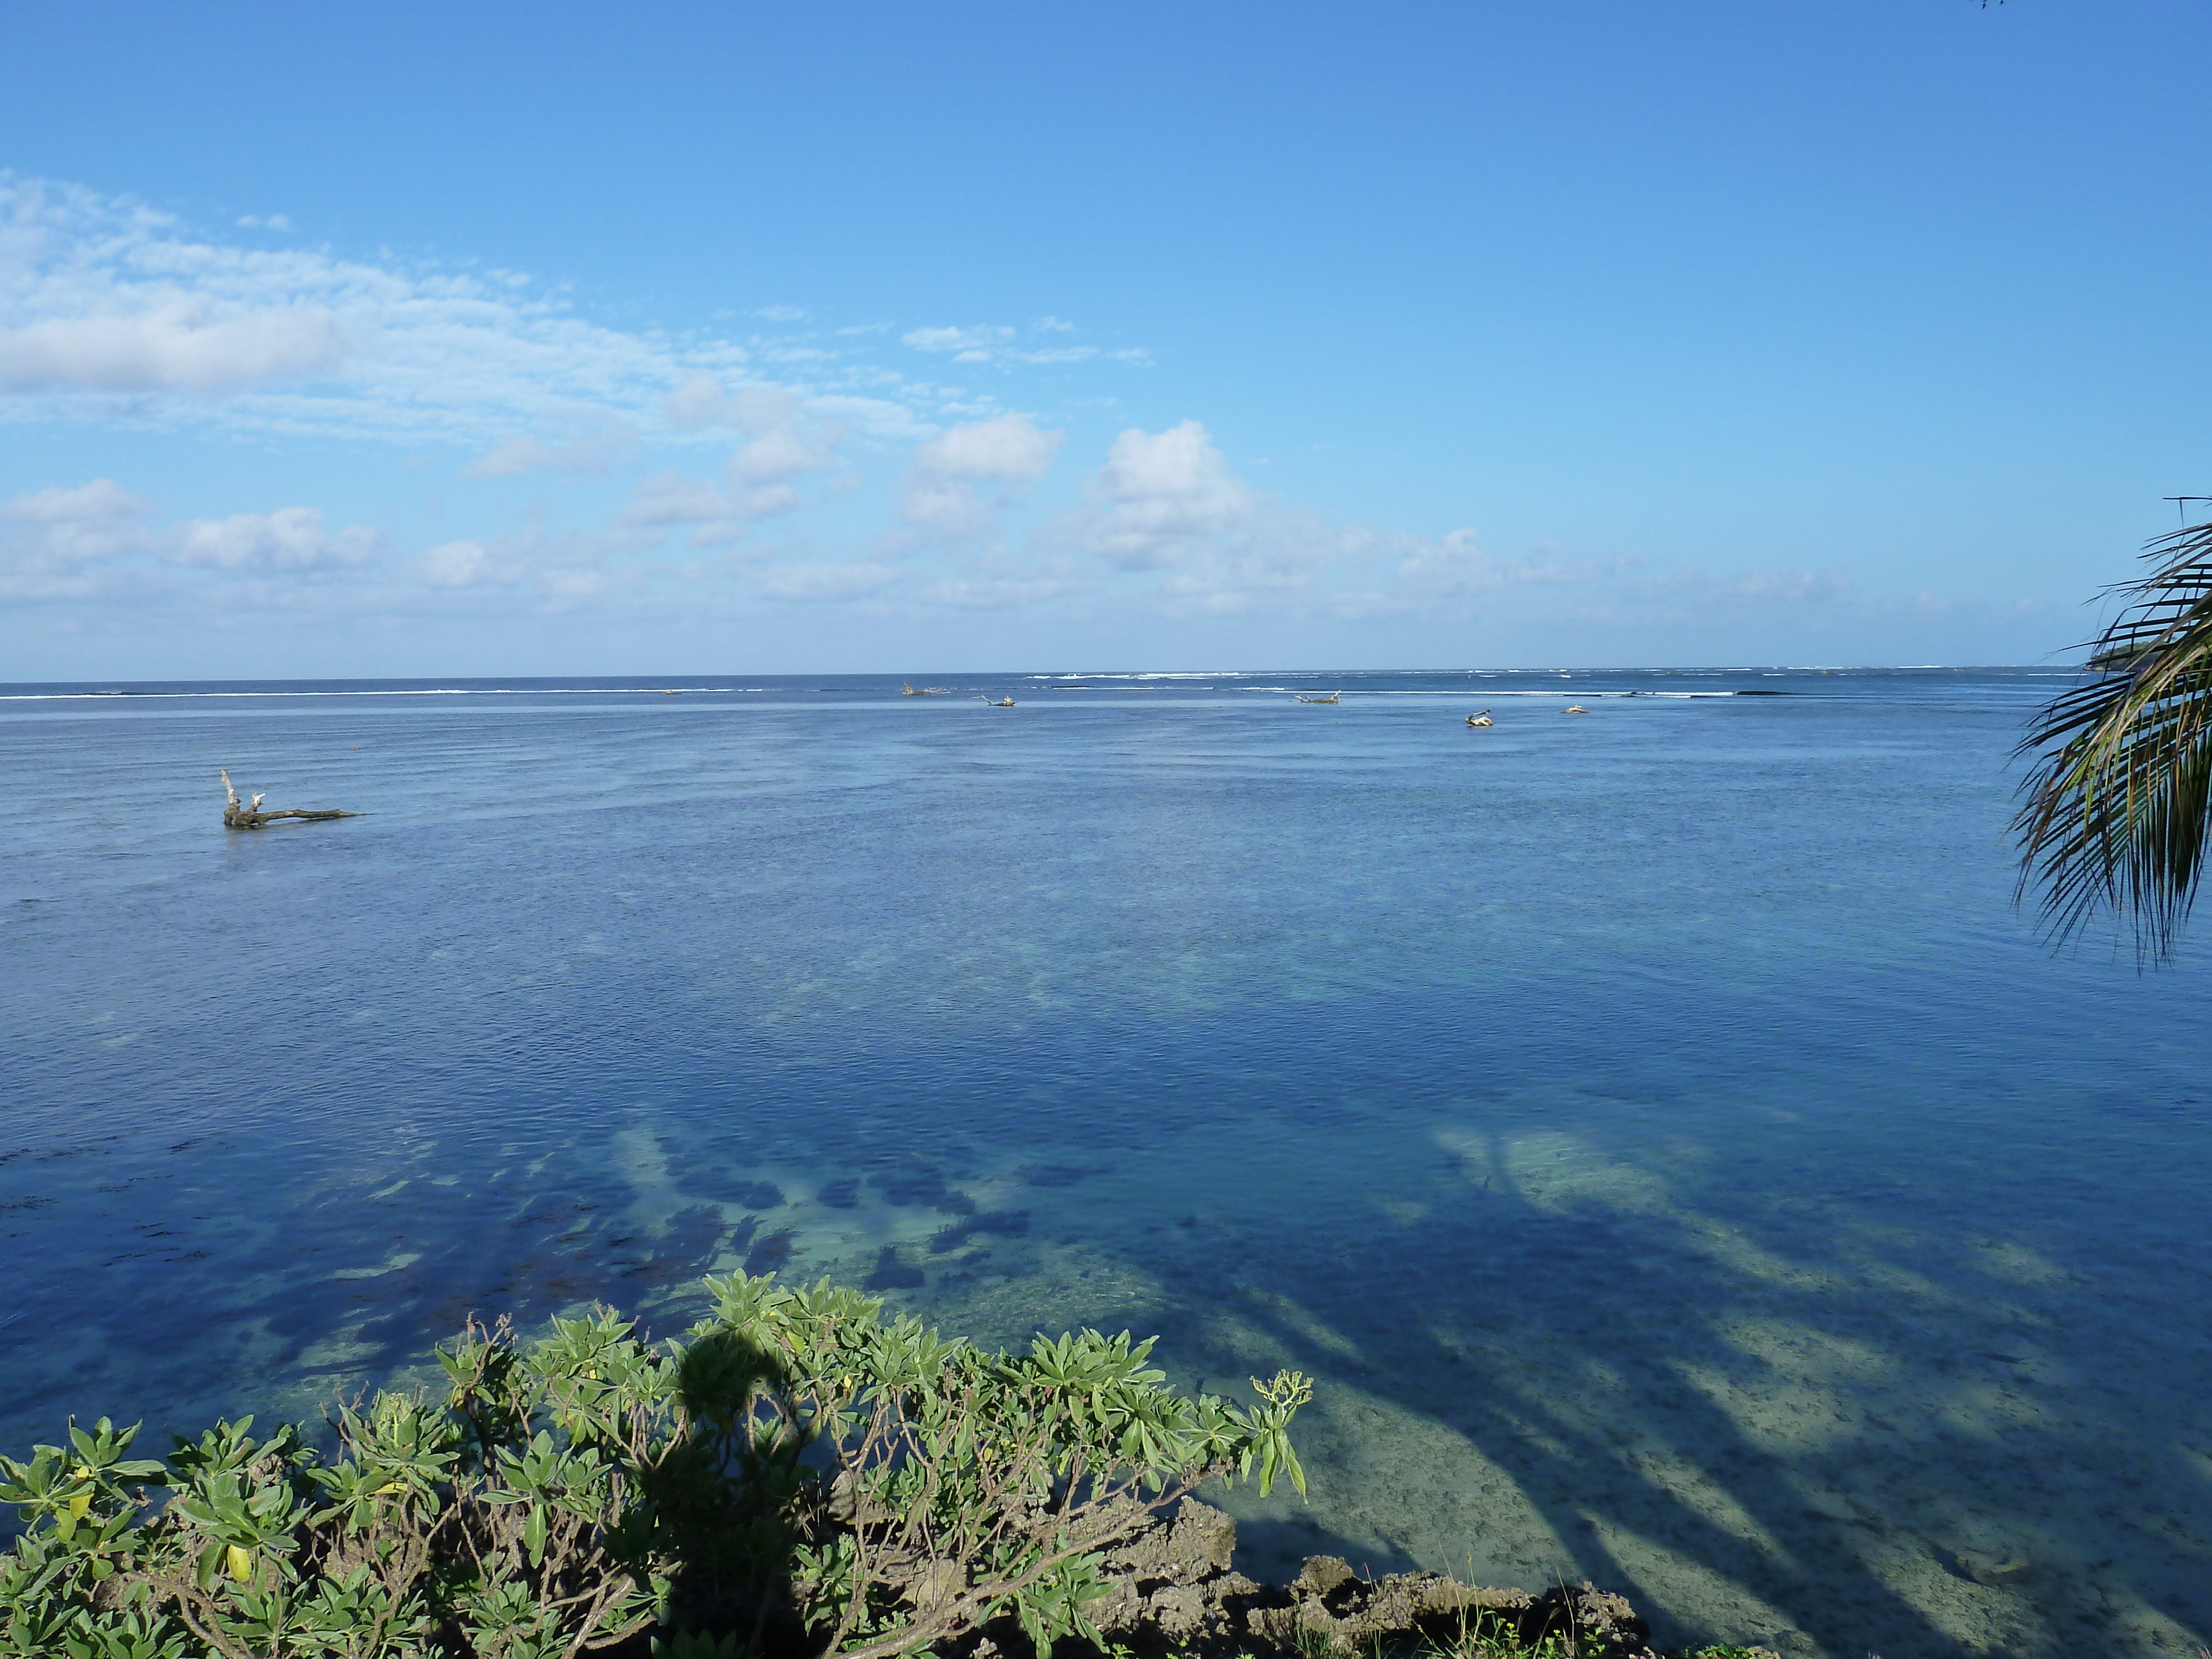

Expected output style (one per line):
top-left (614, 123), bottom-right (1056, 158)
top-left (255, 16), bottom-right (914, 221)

top-left (2, 668), bottom-right (2208, 1657)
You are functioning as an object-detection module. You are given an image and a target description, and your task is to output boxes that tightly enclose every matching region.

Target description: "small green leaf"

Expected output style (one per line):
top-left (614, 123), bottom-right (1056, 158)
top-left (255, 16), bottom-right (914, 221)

top-left (523, 1503), bottom-right (548, 1568)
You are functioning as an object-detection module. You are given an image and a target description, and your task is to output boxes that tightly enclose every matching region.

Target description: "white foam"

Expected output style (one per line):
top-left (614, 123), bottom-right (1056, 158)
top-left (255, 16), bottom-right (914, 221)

top-left (0, 686), bottom-right (759, 701)
top-left (1230, 687), bottom-right (1738, 698)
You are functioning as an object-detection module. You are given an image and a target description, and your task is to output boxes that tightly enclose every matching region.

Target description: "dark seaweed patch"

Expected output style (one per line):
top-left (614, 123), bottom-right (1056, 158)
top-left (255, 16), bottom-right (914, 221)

top-left (863, 1245), bottom-right (925, 1291)
top-left (869, 1160), bottom-right (974, 1214)
top-left (928, 1211), bottom-right (1030, 1255)
top-left (615, 1204), bottom-right (727, 1283)
top-left (744, 1229), bottom-right (796, 1274)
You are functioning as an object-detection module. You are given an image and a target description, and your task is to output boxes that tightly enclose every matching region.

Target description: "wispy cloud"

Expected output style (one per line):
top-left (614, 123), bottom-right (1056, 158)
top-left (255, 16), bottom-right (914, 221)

top-left (462, 427), bottom-right (637, 478)
top-left (619, 471), bottom-right (741, 531)
top-left (0, 180), bottom-right (1921, 646)
top-left (903, 325), bottom-right (1015, 360)
top-left (0, 175), bottom-right (1144, 452)
top-left (901, 318), bottom-right (1138, 368)
top-left (659, 374), bottom-right (801, 437)
top-left (416, 538), bottom-right (520, 589)
top-left (1556, 560), bottom-right (1856, 625)
top-left (1041, 421), bottom-right (1601, 623)
top-left (756, 561), bottom-right (901, 603)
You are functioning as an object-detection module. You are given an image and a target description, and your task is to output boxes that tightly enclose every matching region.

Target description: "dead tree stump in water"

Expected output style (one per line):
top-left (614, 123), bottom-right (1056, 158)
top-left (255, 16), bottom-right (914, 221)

top-left (221, 769), bottom-right (361, 830)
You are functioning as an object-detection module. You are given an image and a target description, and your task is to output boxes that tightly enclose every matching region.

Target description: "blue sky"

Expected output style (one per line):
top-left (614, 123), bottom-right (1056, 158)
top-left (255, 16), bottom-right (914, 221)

top-left (2, 2), bottom-right (2207, 676)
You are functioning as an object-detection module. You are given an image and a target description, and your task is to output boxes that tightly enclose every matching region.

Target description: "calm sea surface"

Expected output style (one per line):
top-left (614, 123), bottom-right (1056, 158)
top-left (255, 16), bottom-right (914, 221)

top-left (3, 669), bottom-right (2209, 1658)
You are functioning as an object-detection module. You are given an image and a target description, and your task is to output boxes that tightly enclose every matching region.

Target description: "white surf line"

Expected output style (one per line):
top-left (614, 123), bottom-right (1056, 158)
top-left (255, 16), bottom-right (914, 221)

top-left (1229, 687), bottom-right (1740, 697)
top-left (0, 686), bottom-right (761, 701)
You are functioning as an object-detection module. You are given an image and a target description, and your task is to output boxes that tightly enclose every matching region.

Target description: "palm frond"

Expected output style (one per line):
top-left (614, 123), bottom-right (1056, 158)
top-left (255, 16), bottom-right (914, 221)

top-left (2015, 518), bottom-right (2212, 961)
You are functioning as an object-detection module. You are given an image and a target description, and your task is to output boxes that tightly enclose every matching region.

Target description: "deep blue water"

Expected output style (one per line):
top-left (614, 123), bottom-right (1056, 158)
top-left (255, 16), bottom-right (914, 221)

top-left (4, 669), bottom-right (2210, 1658)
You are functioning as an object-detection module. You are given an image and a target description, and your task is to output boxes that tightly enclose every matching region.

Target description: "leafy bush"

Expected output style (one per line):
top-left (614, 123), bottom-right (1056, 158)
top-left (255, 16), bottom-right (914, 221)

top-left (0, 1271), bottom-right (1308, 1659)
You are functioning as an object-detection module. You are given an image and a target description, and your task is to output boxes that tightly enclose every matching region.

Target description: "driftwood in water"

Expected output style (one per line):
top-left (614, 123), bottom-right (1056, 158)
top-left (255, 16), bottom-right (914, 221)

top-left (221, 769), bottom-right (362, 830)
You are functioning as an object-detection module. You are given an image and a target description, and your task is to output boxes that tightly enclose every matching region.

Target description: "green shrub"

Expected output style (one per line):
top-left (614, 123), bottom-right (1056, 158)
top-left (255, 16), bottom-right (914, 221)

top-left (0, 1271), bottom-right (1309, 1659)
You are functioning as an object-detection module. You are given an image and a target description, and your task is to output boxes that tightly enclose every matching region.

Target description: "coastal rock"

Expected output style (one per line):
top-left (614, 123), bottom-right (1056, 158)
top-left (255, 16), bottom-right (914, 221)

top-left (1144, 1583), bottom-right (1207, 1640)
top-left (1293, 1555), bottom-right (1355, 1596)
top-left (1104, 1496), bottom-right (1237, 1580)
top-left (1938, 1547), bottom-right (2034, 1587)
top-left (1079, 1500), bottom-right (1656, 1659)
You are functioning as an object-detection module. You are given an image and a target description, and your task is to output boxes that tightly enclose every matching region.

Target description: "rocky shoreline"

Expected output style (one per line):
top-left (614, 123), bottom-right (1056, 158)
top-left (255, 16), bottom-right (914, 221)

top-left (959, 1500), bottom-right (1751, 1659)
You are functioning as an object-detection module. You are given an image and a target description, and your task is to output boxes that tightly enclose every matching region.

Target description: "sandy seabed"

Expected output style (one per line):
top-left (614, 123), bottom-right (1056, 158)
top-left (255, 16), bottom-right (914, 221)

top-left (528, 1101), bottom-right (2212, 1659)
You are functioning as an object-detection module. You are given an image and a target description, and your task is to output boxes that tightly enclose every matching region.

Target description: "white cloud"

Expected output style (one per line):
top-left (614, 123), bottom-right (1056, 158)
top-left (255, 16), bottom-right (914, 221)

top-left (1039, 428), bottom-right (1586, 622)
top-left (0, 301), bottom-right (347, 392)
top-left (620, 470), bottom-right (737, 528)
top-left (900, 478), bottom-right (994, 536)
top-left (462, 429), bottom-right (632, 478)
top-left (922, 573), bottom-right (1082, 609)
top-left (723, 422), bottom-right (832, 518)
top-left (540, 567), bottom-right (607, 599)
top-left (1, 477), bottom-right (387, 601)
top-left (899, 321), bottom-right (1129, 368)
top-left (1717, 568), bottom-right (1850, 601)
top-left (612, 419), bottom-right (833, 541)
top-left (725, 477), bottom-right (800, 522)
top-left (0, 176), bottom-right (1145, 462)
top-left (661, 373), bottom-right (802, 439)
top-left (174, 507), bottom-right (382, 573)
top-left (900, 414), bottom-right (1065, 535)
top-left (0, 175), bottom-right (896, 448)
top-left (416, 538), bottom-right (523, 588)
top-left (1580, 562), bottom-right (1854, 620)
top-left (1082, 420), bottom-right (1255, 570)
top-left (914, 414), bottom-right (1063, 482)
top-left (0, 479), bottom-right (158, 596)
top-left (1, 478), bottom-right (154, 555)
top-left (728, 387), bottom-right (797, 436)
top-left (729, 424), bottom-right (823, 484)
top-left (664, 369), bottom-right (728, 431)
top-left (1144, 518), bottom-right (1363, 618)
top-left (1387, 528), bottom-right (1556, 598)
top-left (903, 325), bottom-right (1015, 359)
top-left (410, 522), bottom-right (627, 598)
top-left (755, 561), bottom-right (900, 603)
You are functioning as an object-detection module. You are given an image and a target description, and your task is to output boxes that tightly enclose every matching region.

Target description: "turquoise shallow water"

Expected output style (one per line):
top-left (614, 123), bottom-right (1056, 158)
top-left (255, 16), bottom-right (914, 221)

top-left (3, 668), bottom-right (2210, 1657)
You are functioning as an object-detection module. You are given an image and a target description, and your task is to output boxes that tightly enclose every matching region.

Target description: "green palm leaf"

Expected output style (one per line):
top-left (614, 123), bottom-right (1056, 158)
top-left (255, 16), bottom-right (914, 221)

top-left (2016, 518), bottom-right (2212, 959)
